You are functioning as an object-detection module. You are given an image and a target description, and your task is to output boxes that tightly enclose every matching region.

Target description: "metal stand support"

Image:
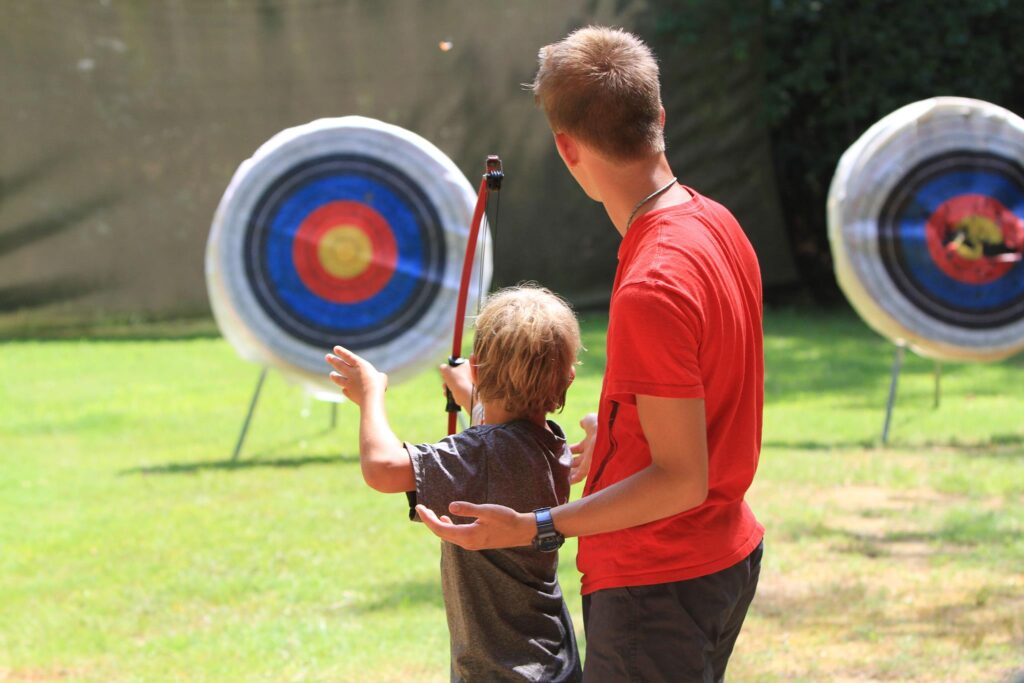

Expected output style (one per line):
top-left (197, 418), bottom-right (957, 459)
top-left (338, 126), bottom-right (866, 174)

top-left (933, 362), bottom-right (942, 409)
top-left (232, 366), bottom-right (268, 461)
top-left (881, 344), bottom-right (905, 445)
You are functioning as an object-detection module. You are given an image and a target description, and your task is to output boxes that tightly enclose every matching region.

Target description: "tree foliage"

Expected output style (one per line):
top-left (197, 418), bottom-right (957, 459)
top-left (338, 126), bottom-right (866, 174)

top-left (764, 0), bottom-right (1024, 299)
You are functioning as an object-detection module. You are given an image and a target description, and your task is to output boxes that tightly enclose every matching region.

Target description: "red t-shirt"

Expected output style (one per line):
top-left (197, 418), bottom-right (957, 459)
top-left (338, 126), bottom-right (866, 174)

top-left (578, 187), bottom-right (765, 595)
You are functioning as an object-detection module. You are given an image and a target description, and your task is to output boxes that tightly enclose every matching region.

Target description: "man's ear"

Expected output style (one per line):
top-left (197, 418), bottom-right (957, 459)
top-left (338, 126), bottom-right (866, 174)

top-left (659, 106), bottom-right (666, 130)
top-left (568, 366), bottom-right (576, 386)
top-left (554, 132), bottom-right (580, 167)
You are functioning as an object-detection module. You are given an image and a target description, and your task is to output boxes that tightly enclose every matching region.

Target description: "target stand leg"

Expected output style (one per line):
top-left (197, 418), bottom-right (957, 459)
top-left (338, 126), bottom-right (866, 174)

top-left (881, 344), bottom-right (906, 445)
top-left (933, 362), bottom-right (942, 409)
top-left (232, 366), bottom-right (269, 462)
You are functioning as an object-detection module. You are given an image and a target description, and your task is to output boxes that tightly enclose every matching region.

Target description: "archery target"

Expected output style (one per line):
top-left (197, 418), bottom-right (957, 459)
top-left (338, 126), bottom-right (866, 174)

top-left (206, 117), bottom-right (492, 399)
top-left (828, 97), bottom-right (1024, 361)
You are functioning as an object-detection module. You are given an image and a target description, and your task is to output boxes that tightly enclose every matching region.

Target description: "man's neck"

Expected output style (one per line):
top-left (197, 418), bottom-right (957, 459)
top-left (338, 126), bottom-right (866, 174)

top-left (589, 152), bottom-right (692, 236)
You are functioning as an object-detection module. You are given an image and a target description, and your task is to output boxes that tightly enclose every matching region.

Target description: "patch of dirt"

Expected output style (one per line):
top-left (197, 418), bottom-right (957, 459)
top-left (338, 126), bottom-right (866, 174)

top-left (745, 482), bottom-right (1023, 681)
top-left (814, 485), bottom-right (972, 561)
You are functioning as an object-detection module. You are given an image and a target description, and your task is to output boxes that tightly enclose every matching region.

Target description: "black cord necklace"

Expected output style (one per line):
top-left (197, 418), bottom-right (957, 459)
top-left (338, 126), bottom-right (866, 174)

top-left (625, 177), bottom-right (677, 232)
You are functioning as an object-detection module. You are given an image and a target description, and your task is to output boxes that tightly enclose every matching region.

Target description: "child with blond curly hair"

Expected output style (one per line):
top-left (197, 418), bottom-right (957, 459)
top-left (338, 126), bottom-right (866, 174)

top-left (325, 284), bottom-right (583, 683)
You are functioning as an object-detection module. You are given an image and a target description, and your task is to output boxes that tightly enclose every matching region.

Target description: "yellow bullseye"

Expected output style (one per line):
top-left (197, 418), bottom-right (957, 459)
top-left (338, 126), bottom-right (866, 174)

top-left (318, 225), bottom-right (373, 278)
top-left (952, 215), bottom-right (1003, 260)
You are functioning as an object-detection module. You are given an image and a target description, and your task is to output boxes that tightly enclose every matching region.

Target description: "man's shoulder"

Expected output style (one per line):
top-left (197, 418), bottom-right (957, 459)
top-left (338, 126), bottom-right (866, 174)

top-left (622, 195), bottom-right (752, 285)
top-left (652, 191), bottom-right (744, 240)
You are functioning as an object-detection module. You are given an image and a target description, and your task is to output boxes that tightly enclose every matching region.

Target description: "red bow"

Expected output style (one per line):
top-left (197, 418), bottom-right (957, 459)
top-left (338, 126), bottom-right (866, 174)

top-left (446, 155), bottom-right (503, 434)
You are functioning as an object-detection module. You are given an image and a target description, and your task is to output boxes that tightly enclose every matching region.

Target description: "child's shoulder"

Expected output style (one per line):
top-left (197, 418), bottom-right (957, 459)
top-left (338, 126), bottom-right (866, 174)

top-left (462, 419), bottom-right (565, 446)
top-left (408, 419), bottom-right (571, 516)
top-left (407, 420), bottom-right (567, 469)
top-left (438, 420), bottom-right (561, 462)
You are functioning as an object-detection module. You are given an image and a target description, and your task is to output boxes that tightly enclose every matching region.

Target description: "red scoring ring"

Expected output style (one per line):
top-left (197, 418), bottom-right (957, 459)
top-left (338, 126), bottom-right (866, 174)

top-left (292, 200), bottom-right (398, 303)
top-left (925, 193), bottom-right (1019, 285)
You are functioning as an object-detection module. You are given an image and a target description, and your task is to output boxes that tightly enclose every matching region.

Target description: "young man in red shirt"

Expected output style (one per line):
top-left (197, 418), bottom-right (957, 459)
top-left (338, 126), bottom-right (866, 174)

top-left (422, 26), bottom-right (765, 682)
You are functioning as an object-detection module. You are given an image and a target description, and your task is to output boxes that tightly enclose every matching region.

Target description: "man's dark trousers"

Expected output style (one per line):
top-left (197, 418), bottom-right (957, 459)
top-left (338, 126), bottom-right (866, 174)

top-left (581, 541), bottom-right (763, 683)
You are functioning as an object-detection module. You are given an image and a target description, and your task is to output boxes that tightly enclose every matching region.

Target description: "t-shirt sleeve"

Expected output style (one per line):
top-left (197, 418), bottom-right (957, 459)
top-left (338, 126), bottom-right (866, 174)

top-left (605, 281), bottom-right (704, 404)
top-left (404, 432), bottom-right (487, 523)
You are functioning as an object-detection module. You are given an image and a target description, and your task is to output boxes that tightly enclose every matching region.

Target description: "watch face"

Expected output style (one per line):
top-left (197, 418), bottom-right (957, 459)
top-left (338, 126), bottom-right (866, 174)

top-left (533, 533), bottom-right (565, 552)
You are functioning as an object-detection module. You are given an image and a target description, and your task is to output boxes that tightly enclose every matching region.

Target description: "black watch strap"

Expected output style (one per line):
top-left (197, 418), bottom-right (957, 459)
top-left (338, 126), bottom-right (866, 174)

top-left (532, 507), bottom-right (565, 552)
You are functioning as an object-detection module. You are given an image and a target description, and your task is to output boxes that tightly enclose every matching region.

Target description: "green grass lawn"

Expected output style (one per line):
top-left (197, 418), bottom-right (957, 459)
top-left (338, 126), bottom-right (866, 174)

top-left (1, 307), bottom-right (1022, 682)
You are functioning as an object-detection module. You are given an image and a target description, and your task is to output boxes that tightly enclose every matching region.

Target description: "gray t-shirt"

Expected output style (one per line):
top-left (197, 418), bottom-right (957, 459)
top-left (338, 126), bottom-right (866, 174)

top-left (405, 419), bottom-right (582, 683)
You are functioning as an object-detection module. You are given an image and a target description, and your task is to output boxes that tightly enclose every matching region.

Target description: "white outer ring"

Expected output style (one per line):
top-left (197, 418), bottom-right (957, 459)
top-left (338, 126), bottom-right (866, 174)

top-left (206, 117), bottom-right (492, 399)
top-left (828, 97), bottom-right (1024, 362)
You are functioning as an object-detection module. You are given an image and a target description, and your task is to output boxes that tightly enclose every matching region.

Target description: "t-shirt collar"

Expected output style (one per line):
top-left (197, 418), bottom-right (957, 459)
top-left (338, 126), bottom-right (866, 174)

top-left (618, 185), bottom-right (704, 261)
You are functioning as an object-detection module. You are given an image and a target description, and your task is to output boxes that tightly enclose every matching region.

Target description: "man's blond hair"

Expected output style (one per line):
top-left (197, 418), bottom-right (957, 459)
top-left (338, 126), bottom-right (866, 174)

top-left (473, 285), bottom-right (581, 418)
top-left (531, 26), bottom-right (664, 161)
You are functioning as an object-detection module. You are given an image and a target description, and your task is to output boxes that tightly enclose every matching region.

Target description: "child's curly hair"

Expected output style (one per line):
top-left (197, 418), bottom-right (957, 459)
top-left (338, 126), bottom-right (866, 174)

top-left (472, 284), bottom-right (582, 418)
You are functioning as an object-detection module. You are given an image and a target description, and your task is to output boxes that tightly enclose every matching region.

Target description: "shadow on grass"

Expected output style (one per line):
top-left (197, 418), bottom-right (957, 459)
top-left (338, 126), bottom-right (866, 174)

top-left (764, 435), bottom-right (1024, 453)
top-left (778, 513), bottom-right (1023, 564)
top-left (0, 317), bottom-right (222, 342)
top-left (985, 432), bottom-right (1024, 447)
top-left (918, 438), bottom-right (1024, 456)
top-left (122, 453), bottom-right (357, 476)
top-left (353, 577), bottom-right (443, 614)
top-left (762, 438), bottom-right (878, 450)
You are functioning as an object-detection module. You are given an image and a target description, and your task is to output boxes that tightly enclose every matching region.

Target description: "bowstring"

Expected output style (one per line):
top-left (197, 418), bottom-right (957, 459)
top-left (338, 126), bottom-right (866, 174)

top-left (470, 183), bottom-right (500, 425)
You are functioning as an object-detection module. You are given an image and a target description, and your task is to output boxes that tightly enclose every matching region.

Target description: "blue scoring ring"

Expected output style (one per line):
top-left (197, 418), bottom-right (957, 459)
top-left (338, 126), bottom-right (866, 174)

top-left (879, 151), bottom-right (1024, 329)
top-left (243, 154), bottom-right (446, 350)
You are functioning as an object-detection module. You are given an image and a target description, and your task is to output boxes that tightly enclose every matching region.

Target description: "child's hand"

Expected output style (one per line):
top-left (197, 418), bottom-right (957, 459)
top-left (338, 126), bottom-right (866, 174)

top-left (569, 412), bottom-right (598, 484)
top-left (325, 346), bottom-right (388, 407)
top-left (438, 359), bottom-right (474, 409)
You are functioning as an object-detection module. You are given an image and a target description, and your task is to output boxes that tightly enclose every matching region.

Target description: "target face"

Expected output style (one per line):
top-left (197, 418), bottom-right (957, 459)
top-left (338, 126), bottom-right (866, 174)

top-left (207, 117), bottom-right (491, 398)
top-left (828, 98), bottom-right (1024, 361)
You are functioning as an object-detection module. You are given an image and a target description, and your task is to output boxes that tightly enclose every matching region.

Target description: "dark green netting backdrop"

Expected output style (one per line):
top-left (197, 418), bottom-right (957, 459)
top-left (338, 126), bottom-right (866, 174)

top-left (0, 0), bottom-right (795, 327)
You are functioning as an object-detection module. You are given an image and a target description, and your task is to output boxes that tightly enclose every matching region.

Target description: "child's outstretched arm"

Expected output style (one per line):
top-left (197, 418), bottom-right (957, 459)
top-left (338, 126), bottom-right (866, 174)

top-left (325, 346), bottom-right (415, 494)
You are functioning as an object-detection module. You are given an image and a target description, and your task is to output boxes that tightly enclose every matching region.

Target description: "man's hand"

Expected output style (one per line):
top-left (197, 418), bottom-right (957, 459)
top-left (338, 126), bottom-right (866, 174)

top-left (569, 412), bottom-right (598, 484)
top-left (439, 359), bottom-right (474, 409)
top-left (416, 502), bottom-right (535, 550)
top-left (326, 346), bottom-right (388, 408)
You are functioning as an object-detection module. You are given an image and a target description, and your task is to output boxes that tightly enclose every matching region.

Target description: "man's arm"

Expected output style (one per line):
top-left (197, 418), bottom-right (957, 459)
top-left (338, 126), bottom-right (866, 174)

top-left (326, 346), bottom-right (415, 494)
top-left (416, 395), bottom-right (708, 549)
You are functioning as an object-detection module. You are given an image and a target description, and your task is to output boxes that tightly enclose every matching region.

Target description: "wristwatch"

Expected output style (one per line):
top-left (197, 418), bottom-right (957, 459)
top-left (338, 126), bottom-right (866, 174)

top-left (532, 507), bottom-right (565, 552)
